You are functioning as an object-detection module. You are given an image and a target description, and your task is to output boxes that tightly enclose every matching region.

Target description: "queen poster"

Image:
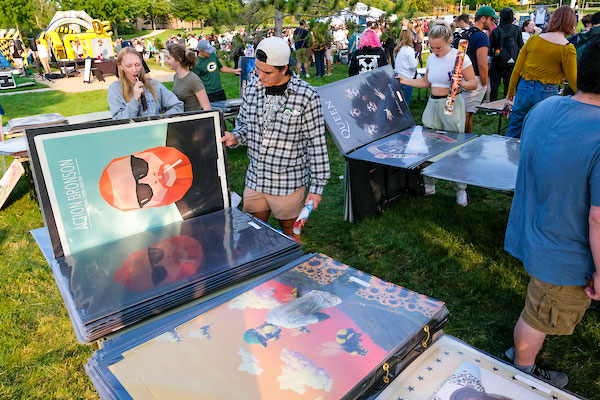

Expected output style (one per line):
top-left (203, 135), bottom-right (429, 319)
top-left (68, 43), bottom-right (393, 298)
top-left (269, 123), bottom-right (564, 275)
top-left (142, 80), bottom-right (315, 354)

top-left (26, 112), bottom-right (229, 259)
top-left (316, 65), bottom-right (415, 155)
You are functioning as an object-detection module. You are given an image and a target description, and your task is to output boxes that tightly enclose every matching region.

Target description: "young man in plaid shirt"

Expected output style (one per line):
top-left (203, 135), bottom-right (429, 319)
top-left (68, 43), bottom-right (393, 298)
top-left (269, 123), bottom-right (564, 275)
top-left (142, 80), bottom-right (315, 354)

top-left (222, 37), bottom-right (330, 240)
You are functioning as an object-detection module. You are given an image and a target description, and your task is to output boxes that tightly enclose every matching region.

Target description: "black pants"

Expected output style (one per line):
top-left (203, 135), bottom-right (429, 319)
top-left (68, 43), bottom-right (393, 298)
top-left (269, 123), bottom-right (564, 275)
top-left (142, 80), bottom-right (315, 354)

top-left (208, 89), bottom-right (227, 102)
top-left (490, 62), bottom-right (514, 101)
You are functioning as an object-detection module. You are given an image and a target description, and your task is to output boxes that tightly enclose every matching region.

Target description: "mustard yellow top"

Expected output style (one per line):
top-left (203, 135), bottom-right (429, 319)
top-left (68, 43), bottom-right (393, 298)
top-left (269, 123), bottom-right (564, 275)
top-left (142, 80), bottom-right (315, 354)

top-left (507, 35), bottom-right (577, 97)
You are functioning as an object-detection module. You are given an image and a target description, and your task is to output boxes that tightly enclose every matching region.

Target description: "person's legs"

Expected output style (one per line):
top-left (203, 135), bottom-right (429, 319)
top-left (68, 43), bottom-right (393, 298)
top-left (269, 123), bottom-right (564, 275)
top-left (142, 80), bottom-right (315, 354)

top-left (514, 316), bottom-right (546, 366)
top-left (264, 186), bottom-right (305, 241)
top-left (315, 50), bottom-right (324, 77)
top-left (400, 84), bottom-right (414, 106)
top-left (465, 112), bottom-right (474, 133)
top-left (278, 218), bottom-right (299, 241)
top-left (505, 79), bottom-right (534, 138)
top-left (489, 64), bottom-right (502, 102)
top-left (242, 187), bottom-right (271, 222)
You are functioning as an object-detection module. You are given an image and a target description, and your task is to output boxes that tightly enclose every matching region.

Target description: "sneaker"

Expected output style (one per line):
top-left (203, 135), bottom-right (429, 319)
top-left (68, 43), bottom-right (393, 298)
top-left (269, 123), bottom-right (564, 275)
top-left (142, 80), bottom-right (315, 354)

top-left (326, 73), bottom-right (332, 76)
top-left (504, 346), bottom-right (515, 362)
top-left (305, 74), bottom-right (310, 78)
top-left (504, 347), bottom-right (568, 388)
top-left (424, 184), bottom-right (436, 196)
top-left (456, 190), bottom-right (468, 207)
top-left (529, 364), bottom-right (569, 388)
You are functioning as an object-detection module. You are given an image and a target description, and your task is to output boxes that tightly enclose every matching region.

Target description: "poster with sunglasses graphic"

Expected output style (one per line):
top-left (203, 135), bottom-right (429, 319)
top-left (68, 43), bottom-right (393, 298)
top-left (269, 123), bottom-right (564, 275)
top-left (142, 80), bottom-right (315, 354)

top-left (51, 207), bottom-right (301, 342)
top-left (315, 64), bottom-right (415, 155)
top-left (27, 112), bottom-right (229, 259)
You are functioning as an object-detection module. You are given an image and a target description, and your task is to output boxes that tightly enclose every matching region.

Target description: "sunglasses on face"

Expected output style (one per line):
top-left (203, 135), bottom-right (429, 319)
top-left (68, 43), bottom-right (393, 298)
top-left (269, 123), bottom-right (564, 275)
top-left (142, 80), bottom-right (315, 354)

top-left (130, 155), bottom-right (153, 208)
top-left (147, 246), bottom-right (168, 286)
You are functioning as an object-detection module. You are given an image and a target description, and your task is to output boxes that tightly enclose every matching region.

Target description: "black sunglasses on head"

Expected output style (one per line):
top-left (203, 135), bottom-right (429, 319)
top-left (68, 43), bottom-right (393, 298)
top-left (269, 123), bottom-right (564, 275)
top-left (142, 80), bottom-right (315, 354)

top-left (130, 155), bottom-right (153, 208)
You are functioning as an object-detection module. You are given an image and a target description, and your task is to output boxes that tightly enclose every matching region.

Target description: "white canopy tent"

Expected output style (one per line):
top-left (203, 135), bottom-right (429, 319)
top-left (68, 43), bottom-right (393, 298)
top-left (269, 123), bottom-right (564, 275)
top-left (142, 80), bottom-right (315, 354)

top-left (320, 2), bottom-right (396, 26)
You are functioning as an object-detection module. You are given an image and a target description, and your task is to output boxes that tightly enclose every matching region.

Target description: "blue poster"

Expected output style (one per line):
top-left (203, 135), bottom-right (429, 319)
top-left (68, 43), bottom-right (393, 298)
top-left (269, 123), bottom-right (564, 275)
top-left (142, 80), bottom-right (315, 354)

top-left (27, 112), bottom-right (229, 258)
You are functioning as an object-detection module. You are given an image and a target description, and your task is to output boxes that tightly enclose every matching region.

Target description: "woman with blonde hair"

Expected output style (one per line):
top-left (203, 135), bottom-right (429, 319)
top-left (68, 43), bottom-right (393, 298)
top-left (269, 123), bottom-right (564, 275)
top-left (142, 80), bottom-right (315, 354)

top-left (505, 5), bottom-right (577, 138)
top-left (165, 43), bottom-right (211, 111)
top-left (394, 29), bottom-right (418, 105)
top-left (107, 47), bottom-right (183, 119)
top-left (397, 20), bottom-right (478, 206)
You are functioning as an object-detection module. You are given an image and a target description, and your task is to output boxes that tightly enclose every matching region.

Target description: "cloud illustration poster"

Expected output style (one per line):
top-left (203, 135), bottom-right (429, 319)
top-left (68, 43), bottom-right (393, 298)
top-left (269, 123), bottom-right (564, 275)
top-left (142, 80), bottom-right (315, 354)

top-left (106, 254), bottom-right (447, 399)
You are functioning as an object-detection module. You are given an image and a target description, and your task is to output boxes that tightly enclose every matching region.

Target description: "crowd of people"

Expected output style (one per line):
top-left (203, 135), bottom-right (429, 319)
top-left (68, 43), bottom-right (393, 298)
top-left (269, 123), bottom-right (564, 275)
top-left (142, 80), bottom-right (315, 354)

top-left (104, 10), bottom-right (600, 392)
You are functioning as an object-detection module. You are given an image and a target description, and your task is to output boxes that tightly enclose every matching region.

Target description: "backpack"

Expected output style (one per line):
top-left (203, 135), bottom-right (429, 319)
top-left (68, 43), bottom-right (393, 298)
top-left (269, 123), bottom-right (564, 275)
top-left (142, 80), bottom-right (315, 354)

top-left (575, 26), bottom-right (600, 62)
top-left (451, 28), bottom-right (474, 49)
top-left (495, 25), bottom-right (519, 64)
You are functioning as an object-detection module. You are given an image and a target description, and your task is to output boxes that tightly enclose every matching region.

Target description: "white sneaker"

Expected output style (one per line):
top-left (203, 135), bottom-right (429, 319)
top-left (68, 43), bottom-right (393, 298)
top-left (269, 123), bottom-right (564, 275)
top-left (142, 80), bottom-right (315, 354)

top-left (456, 190), bottom-right (468, 207)
top-left (305, 74), bottom-right (310, 78)
top-left (424, 184), bottom-right (436, 196)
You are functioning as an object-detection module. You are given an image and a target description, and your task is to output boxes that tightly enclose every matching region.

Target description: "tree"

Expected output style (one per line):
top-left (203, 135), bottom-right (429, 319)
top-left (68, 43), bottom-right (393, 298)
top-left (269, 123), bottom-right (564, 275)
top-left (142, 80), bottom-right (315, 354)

top-left (171, 0), bottom-right (205, 27)
top-left (212, 0), bottom-right (349, 37)
top-left (134, 0), bottom-right (171, 30)
top-left (0, 0), bottom-right (34, 31)
top-left (58, 0), bottom-right (136, 36)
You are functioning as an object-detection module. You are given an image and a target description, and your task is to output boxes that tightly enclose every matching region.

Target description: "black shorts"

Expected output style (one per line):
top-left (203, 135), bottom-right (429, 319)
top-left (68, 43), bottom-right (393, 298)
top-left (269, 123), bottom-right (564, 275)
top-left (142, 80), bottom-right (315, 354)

top-left (208, 90), bottom-right (226, 102)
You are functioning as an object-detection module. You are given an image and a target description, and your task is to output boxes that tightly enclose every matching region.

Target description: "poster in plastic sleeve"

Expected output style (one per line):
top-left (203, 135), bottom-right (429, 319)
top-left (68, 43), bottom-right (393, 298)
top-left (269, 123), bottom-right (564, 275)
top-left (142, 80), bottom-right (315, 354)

top-left (316, 65), bottom-right (415, 155)
top-left (26, 111), bottom-right (229, 258)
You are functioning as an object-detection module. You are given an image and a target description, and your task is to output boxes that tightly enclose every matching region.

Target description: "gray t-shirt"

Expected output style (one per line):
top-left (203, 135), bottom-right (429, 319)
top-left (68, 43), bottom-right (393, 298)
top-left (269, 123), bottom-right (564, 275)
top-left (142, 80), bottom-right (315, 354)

top-left (173, 72), bottom-right (206, 112)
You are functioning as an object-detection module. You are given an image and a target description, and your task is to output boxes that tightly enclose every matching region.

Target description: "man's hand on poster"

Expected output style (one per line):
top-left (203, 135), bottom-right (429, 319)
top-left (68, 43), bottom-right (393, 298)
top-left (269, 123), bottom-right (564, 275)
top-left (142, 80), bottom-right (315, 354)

top-left (585, 271), bottom-right (600, 300)
top-left (221, 131), bottom-right (238, 147)
top-left (306, 193), bottom-right (322, 210)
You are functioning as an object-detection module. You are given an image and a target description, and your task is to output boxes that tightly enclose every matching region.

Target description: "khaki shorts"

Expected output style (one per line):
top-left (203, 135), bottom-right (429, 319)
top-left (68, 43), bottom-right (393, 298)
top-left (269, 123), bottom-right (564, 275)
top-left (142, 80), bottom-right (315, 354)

top-left (296, 47), bottom-right (311, 64)
top-left (520, 276), bottom-right (591, 335)
top-left (462, 76), bottom-right (487, 113)
top-left (243, 186), bottom-right (305, 220)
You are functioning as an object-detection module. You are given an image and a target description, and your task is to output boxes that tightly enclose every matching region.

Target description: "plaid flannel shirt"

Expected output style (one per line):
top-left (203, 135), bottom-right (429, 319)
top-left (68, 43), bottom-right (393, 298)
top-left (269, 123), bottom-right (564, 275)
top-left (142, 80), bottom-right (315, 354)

top-left (232, 74), bottom-right (330, 196)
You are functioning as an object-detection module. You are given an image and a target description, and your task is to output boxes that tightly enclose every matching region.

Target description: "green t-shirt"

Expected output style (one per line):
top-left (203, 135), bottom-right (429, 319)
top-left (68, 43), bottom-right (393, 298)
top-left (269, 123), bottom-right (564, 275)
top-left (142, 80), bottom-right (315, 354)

top-left (173, 72), bottom-right (206, 112)
top-left (192, 52), bottom-right (223, 95)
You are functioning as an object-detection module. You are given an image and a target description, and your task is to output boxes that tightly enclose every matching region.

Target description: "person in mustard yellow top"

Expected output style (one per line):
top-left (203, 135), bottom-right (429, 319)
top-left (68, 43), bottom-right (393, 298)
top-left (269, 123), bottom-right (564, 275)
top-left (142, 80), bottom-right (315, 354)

top-left (505, 6), bottom-right (577, 138)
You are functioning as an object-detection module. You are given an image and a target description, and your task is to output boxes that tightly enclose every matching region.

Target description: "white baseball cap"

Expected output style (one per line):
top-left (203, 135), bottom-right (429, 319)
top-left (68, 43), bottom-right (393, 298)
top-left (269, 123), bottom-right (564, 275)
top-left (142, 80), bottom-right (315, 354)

top-left (255, 37), bottom-right (291, 67)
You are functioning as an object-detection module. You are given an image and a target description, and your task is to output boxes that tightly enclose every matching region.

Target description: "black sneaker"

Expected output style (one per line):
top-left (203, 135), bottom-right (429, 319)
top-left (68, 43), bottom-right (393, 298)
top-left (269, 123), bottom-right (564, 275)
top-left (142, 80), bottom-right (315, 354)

top-left (505, 347), bottom-right (568, 388)
top-left (530, 364), bottom-right (569, 388)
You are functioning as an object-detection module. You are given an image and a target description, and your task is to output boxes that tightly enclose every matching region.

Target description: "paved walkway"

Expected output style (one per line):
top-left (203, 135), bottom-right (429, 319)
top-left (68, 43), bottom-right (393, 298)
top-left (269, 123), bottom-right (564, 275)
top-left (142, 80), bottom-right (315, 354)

top-left (13, 68), bottom-right (175, 94)
top-left (136, 30), bottom-right (167, 39)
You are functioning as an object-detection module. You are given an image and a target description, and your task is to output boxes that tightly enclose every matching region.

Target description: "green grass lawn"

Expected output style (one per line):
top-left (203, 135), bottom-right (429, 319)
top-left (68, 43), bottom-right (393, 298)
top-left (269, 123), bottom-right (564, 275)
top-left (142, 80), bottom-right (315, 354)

top-left (0, 63), bottom-right (599, 399)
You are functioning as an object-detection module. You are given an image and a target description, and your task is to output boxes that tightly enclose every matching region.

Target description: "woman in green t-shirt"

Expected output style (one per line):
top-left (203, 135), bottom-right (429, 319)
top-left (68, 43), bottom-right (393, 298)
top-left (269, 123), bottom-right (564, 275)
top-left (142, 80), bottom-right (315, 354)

top-left (166, 44), bottom-right (211, 112)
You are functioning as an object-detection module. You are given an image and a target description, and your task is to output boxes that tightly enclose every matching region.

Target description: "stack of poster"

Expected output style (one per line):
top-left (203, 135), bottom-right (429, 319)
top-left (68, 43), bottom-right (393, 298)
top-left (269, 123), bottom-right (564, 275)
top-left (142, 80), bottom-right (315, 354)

top-left (315, 66), bottom-right (477, 221)
top-left (85, 253), bottom-right (450, 399)
top-left (27, 112), bottom-right (302, 343)
top-left (375, 334), bottom-right (580, 400)
top-left (422, 135), bottom-right (520, 193)
top-left (7, 113), bottom-right (68, 134)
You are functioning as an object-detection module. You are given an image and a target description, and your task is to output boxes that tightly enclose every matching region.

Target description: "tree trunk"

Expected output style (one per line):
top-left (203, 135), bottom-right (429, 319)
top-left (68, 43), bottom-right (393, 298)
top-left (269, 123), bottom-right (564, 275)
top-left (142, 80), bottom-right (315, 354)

top-left (274, 9), bottom-right (283, 37)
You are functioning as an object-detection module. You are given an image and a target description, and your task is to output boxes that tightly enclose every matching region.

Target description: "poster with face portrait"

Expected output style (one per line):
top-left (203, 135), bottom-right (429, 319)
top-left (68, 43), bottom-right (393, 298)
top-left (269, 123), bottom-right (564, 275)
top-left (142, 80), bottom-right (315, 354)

top-left (316, 64), bottom-right (415, 155)
top-left (86, 253), bottom-right (449, 399)
top-left (34, 207), bottom-right (302, 343)
top-left (239, 56), bottom-right (256, 98)
top-left (26, 112), bottom-right (229, 259)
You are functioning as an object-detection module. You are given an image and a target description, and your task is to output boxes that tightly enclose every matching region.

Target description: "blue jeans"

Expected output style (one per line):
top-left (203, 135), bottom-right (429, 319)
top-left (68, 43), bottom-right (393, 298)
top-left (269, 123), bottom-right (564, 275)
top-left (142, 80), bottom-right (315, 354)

top-left (401, 84), bottom-right (414, 106)
top-left (314, 49), bottom-right (325, 77)
top-left (506, 78), bottom-right (558, 138)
